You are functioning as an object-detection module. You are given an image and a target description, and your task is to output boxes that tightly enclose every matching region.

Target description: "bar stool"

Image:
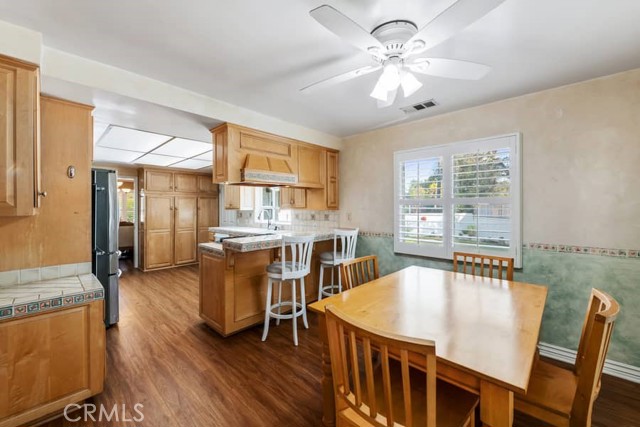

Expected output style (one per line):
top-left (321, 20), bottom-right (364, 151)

top-left (317, 228), bottom-right (359, 300)
top-left (262, 234), bottom-right (315, 346)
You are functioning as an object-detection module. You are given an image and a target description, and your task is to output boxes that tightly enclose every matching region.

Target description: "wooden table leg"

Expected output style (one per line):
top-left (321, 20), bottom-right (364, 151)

top-left (318, 315), bottom-right (336, 427)
top-left (480, 380), bottom-right (514, 427)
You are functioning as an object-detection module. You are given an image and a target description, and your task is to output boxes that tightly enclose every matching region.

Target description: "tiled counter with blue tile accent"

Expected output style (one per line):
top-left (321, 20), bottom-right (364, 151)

top-left (0, 273), bottom-right (106, 426)
top-left (0, 274), bottom-right (104, 320)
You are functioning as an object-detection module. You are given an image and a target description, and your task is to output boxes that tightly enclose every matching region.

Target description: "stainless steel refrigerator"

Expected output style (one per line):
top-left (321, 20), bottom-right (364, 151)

top-left (92, 168), bottom-right (120, 326)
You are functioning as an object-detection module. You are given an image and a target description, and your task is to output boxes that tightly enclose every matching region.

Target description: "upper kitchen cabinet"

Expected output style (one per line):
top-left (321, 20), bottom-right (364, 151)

top-left (174, 173), bottom-right (198, 193)
top-left (140, 168), bottom-right (214, 194)
top-left (198, 175), bottom-right (218, 195)
top-left (224, 184), bottom-right (254, 210)
top-left (307, 150), bottom-right (340, 210)
top-left (296, 144), bottom-right (324, 188)
top-left (211, 123), bottom-right (297, 186)
top-left (143, 169), bottom-right (173, 192)
top-left (0, 55), bottom-right (41, 216)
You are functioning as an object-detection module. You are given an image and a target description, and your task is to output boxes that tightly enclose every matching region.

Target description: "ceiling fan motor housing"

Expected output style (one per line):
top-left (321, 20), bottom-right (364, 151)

top-left (371, 20), bottom-right (418, 59)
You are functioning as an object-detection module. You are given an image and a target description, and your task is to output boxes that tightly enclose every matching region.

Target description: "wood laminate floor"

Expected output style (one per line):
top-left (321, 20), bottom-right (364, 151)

top-left (41, 262), bottom-right (640, 427)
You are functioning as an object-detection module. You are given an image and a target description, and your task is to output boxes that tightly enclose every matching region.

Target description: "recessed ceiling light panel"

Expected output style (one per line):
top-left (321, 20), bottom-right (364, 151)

top-left (94, 146), bottom-right (142, 163)
top-left (134, 153), bottom-right (183, 167)
top-left (151, 138), bottom-right (212, 158)
top-left (192, 151), bottom-right (212, 161)
top-left (98, 126), bottom-right (172, 152)
top-left (170, 159), bottom-right (211, 170)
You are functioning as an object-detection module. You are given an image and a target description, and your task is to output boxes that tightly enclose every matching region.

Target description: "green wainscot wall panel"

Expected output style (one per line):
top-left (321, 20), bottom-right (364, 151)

top-left (356, 236), bottom-right (640, 368)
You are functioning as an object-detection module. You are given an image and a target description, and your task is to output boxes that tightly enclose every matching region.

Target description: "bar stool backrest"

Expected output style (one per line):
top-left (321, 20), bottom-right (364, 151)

top-left (333, 228), bottom-right (359, 264)
top-left (280, 234), bottom-right (315, 280)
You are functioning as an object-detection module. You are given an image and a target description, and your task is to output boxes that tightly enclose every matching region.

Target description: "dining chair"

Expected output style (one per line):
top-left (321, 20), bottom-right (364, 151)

top-left (262, 234), bottom-right (315, 346)
top-left (325, 305), bottom-right (479, 427)
top-left (515, 288), bottom-right (620, 427)
top-left (452, 251), bottom-right (514, 281)
top-left (340, 255), bottom-right (379, 291)
top-left (318, 228), bottom-right (359, 300)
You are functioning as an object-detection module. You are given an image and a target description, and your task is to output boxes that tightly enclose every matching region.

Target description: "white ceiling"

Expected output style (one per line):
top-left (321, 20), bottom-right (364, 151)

top-left (2, 0), bottom-right (640, 137)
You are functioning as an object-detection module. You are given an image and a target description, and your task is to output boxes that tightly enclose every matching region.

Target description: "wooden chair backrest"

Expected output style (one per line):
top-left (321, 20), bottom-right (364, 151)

top-left (571, 288), bottom-right (619, 424)
top-left (325, 305), bottom-right (437, 427)
top-left (341, 255), bottom-right (380, 291)
top-left (452, 251), bottom-right (514, 281)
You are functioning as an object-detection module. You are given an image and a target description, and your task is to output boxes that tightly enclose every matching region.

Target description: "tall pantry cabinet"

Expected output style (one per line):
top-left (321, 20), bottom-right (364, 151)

top-left (139, 168), bottom-right (218, 271)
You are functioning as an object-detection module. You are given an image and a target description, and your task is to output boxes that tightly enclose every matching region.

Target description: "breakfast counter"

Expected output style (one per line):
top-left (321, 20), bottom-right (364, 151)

top-left (198, 227), bottom-right (336, 336)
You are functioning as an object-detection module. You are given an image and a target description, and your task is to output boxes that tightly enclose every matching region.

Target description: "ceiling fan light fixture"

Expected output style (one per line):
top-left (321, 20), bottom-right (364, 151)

top-left (379, 63), bottom-right (401, 91)
top-left (370, 77), bottom-right (389, 101)
top-left (400, 70), bottom-right (422, 97)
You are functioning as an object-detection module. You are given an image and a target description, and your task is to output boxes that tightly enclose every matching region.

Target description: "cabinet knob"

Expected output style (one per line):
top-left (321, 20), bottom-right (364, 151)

top-left (38, 191), bottom-right (48, 197)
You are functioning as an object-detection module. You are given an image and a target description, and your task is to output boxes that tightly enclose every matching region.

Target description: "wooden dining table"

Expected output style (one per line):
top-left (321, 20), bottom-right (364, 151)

top-left (308, 265), bottom-right (548, 427)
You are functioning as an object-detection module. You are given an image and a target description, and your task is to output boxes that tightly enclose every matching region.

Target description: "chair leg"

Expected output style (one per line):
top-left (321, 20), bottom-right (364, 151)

top-left (300, 276), bottom-right (308, 329)
top-left (261, 277), bottom-right (273, 342)
top-left (337, 265), bottom-right (342, 293)
top-left (291, 279), bottom-right (298, 346)
top-left (330, 266), bottom-right (334, 293)
top-left (276, 281), bottom-right (283, 326)
top-left (318, 264), bottom-right (325, 301)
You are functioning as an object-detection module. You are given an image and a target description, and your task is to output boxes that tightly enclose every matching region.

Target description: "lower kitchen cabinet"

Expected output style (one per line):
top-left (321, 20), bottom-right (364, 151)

top-left (0, 301), bottom-right (105, 427)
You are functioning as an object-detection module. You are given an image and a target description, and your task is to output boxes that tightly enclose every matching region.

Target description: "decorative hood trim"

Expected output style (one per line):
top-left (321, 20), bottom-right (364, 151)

top-left (241, 154), bottom-right (297, 186)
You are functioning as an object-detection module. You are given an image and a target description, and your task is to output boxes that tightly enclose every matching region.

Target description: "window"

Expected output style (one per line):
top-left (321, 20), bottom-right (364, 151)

top-left (117, 180), bottom-right (135, 223)
top-left (255, 187), bottom-right (291, 224)
top-left (394, 134), bottom-right (521, 267)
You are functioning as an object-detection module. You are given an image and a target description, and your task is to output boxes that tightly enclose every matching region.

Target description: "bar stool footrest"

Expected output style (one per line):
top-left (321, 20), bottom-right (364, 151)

top-left (267, 301), bottom-right (305, 320)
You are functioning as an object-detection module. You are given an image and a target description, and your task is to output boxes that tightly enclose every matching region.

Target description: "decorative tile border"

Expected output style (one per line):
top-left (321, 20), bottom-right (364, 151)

top-left (6, 289), bottom-right (104, 320)
top-left (356, 232), bottom-right (639, 260)
top-left (524, 243), bottom-right (640, 259)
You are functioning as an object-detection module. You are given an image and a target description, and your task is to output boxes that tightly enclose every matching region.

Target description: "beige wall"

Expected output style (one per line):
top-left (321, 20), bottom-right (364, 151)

top-left (340, 68), bottom-right (640, 249)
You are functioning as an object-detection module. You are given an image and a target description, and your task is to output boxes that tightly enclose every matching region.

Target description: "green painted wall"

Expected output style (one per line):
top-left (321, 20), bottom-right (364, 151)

top-left (356, 236), bottom-right (640, 367)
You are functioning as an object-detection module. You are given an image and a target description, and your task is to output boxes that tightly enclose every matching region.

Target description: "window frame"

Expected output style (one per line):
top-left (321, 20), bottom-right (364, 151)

top-left (393, 133), bottom-right (522, 267)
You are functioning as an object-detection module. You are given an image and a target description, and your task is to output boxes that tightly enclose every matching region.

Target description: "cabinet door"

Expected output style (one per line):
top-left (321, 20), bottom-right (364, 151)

top-left (224, 185), bottom-right (240, 209)
top-left (239, 186), bottom-right (255, 210)
top-left (198, 196), bottom-right (219, 244)
top-left (293, 188), bottom-right (307, 209)
top-left (213, 127), bottom-right (228, 182)
top-left (280, 188), bottom-right (293, 209)
top-left (326, 151), bottom-right (339, 209)
top-left (0, 58), bottom-right (39, 216)
top-left (145, 195), bottom-right (174, 269)
top-left (174, 196), bottom-right (198, 265)
top-left (174, 173), bottom-right (198, 193)
top-left (297, 145), bottom-right (324, 188)
top-left (198, 175), bottom-right (218, 194)
top-left (145, 170), bottom-right (173, 192)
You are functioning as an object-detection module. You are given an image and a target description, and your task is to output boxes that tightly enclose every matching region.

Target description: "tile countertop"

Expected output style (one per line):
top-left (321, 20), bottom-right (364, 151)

top-left (200, 229), bottom-right (336, 254)
top-left (0, 274), bottom-right (105, 320)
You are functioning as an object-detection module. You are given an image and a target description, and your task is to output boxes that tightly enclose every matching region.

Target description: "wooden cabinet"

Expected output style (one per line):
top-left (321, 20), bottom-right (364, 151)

top-left (174, 173), bottom-right (198, 193)
top-left (224, 185), bottom-right (254, 210)
top-left (198, 175), bottom-right (218, 194)
top-left (198, 196), bottom-right (219, 244)
top-left (144, 169), bottom-right (173, 192)
top-left (280, 187), bottom-right (306, 209)
top-left (174, 196), bottom-right (198, 264)
top-left (326, 151), bottom-right (339, 209)
top-left (144, 194), bottom-right (174, 269)
top-left (0, 55), bottom-right (41, 217)
top-left (140, 170), bottom-right (218, 271)
top-left (0, 300), bottom-right (105, 427)
top-left (297, 145), bottom-right (324, 188)
top-left (307, 150), bottom-right (340, 210)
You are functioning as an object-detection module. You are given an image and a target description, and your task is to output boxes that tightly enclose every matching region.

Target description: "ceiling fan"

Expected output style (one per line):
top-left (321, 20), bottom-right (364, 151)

top-left (301, 0), bottom-right (506, 107)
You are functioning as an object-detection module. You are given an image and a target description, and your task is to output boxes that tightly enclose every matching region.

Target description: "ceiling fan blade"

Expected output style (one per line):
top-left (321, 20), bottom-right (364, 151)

top-left (310, 5), bottom-right (386, 59)
top-left (406, 0), bottom-right (506, 54)
top-left (300, 65), bottom-right (381, 94)
top-left (377, 88), bottom-right (398, 108)
top-left (408, 58), bottom-right (491, 80)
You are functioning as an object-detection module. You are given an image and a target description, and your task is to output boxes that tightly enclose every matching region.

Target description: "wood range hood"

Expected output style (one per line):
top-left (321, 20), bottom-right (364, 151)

top-left (239, 154), bottom-right (298, 186)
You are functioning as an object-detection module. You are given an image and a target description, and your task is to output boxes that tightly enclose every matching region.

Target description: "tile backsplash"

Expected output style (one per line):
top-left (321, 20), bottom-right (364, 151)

top-left (0, 262), bottom-right (92, 287)
top-left (236, 209), bottom-right (340, 232)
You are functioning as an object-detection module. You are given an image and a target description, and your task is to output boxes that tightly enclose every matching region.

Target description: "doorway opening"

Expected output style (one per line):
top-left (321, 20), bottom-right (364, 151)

top-left (117, 177), bottom-right (138, 273)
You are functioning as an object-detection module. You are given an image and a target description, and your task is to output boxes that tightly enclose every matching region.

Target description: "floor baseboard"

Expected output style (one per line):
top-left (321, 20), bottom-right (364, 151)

top-left (538, 342), bottom-right (640, 384)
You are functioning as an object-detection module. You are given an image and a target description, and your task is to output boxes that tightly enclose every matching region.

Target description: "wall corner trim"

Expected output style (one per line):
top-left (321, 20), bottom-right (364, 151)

top-left (538, 342), bottom-right (640, 384)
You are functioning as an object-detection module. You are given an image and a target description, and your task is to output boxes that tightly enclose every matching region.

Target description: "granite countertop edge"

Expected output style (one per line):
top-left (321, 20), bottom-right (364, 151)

top-left (0, 274), bottom-right (105, 321)
top-left (199, 232), bottom-right (334, 254)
